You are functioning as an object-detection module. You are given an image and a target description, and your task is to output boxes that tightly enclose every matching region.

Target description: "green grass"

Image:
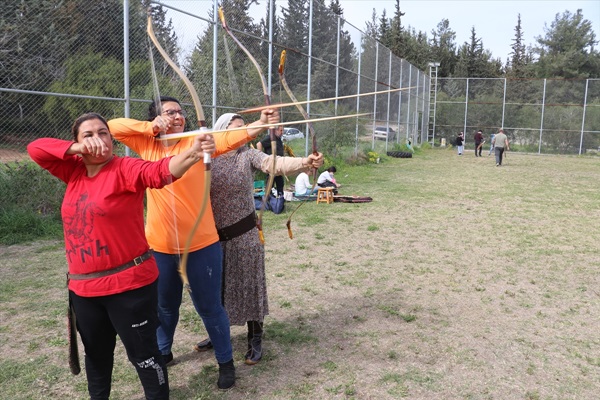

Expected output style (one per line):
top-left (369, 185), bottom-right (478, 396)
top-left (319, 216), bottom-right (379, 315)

top-left (0, 161), bottom-right (64, 244)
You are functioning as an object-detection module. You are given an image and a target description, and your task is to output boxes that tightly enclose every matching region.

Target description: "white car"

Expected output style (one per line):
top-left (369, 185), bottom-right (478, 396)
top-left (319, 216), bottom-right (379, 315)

top-left (282, 127), bottom-right (305, 141)
top-left (373, 126), bottom-right (396, 141)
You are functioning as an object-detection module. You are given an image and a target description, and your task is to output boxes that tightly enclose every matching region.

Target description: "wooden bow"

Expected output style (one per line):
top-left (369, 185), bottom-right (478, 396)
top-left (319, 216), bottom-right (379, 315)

top-left (278, 50), bottom-right (319, 238)
top-left (219, 6), bottom-right (277, 244)
top-left (147, 14), bottom-right (211, 293)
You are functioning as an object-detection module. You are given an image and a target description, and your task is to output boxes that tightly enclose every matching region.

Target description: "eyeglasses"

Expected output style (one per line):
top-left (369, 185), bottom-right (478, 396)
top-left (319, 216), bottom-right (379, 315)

top-left (163, 109), bottom-right (187, 118)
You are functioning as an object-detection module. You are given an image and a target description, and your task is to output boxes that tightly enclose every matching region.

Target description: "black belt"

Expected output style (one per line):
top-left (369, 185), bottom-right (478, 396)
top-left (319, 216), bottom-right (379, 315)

top-left (218, 212), bottom-right (257, 242)
top-left (67, 250), bottom-right (154, 281)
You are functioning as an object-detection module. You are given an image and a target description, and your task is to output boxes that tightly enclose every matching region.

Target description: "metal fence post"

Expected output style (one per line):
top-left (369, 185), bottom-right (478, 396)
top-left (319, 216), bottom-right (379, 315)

top-left (306, 0), bottom-right (314, 156)
top-left (397, 61), bottom-right (403, 141)
top-left (354, 34), bottom-right (362, 157)
top-left (371, 42), bottom-right (379, 150)
top-left (501, 78), bottom-right (507, 129)
top-left (538, 79), bottom-right (547, 154)
top-left (212, 0), bottom-right (218, 125)
top-left (406, 64), bottom-right (412, 140)
top-left (386, 50), bottom-right (392, 149)
top-left (463, 78), bottom-right (469, 144)
top-left (579, 79), bottom-right (589, 155)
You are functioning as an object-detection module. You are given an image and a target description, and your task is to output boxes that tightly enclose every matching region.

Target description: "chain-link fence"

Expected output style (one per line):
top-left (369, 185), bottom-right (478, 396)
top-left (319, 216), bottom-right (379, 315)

top-left (431, 77), bottom-right (600, 155)
top-left (0, 0), bottom-right (429, 163)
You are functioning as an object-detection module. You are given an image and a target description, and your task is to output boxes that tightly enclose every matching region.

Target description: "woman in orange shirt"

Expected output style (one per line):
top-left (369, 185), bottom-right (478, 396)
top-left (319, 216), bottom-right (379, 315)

top-left (108, 97), bottom-right (279, 390)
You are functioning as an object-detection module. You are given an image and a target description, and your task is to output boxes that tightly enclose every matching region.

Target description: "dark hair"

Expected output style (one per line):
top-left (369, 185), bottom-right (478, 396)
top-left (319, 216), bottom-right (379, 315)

top-left (148, 96), bottom-right (181, 120)
top-left (71, 113), bottom-right (109, 142)
top-left (229, 115), bottom-right (244, 126)
top-left (327, 166), bottom-right (337, 173)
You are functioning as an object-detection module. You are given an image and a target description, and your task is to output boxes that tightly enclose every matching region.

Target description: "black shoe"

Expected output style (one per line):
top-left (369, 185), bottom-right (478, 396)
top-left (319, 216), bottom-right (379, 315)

top-left (217, 359), bottom-right (235, 390)
top-left (162, 352), bottom-right (174, 365)
top-left (193, 338), bottom-right (213, 352)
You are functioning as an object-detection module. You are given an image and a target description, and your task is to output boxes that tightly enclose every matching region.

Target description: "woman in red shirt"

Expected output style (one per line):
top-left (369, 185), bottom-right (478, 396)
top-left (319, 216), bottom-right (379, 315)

top-left (27, 112), bottom-right (213, 400)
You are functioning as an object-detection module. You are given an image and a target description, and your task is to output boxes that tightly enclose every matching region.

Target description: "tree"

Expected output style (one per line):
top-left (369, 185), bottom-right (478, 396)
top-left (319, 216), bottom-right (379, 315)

top-left (378, 9), bottom-right (391, 48)
top-left (1, 0), bottom-right (156, 136)
top-left (534, 9), bottom-right (600, 78)
top-left (388, 0), bottom-right (405, 58)
top-left (454, 27), bottom-right (500, 78)
top-left (363, 9), bottom-right (379, 39)
top-left (42, 53), bottom-right (148, 133)
top-left (279, 0), bottom-right (309, 89)
top-left (0, 0), bottom-right (74, 91)
top-left (309, 0), bottom-right (356, 99)
top-left (259, 0), bottom-right (281, 89)
top-left (507, 14), bottom-right (529, 78)
top-left (144, 0), bottom-right (181, 73)
top-left (327, 0), bottom-right (357, 99)
top-left (187, 0), bottom-right (262, 115)
top-left (429, 19), bottom-right (457, 78)
top-left (400, 27), bottom-right (430, 71)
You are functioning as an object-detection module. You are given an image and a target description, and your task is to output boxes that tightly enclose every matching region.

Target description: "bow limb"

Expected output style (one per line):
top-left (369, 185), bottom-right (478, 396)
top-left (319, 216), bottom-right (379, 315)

top-left (147, 14), bottom-right (211, 293)
top-left (278, 50), bottom-right (319, 239)
top-left (219, 7), bottom-right (276, 244)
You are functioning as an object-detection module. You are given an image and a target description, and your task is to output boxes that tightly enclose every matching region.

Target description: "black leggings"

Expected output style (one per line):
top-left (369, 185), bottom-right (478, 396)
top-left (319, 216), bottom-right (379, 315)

top-left (70, 280), bottom-right (169, 400)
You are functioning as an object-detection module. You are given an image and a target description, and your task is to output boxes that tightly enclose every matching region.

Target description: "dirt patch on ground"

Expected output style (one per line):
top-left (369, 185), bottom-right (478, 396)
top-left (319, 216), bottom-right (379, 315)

top-left (0, 148), bottom-right (29, 162)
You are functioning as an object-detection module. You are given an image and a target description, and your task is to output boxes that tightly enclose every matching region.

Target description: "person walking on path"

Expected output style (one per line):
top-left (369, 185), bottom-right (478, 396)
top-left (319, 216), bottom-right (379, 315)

top-left (492, 129), bottom-right (509, 166)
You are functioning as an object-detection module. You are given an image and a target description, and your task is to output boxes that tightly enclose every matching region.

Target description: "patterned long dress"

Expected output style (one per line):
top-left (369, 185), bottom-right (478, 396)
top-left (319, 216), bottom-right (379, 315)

top-left (211, 146), bottom-right (309, 325)
top-left (210, 147), bottom-right (270, 325)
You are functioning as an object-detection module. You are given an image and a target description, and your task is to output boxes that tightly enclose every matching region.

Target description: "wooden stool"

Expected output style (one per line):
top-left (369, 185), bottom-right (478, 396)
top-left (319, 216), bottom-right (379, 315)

top-left (316, 187), bottom-right (334, 204)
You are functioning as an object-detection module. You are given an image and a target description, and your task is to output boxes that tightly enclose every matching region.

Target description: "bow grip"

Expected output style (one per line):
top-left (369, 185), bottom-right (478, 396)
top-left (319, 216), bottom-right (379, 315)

top-left (197, 127), bottom-right (212, 164)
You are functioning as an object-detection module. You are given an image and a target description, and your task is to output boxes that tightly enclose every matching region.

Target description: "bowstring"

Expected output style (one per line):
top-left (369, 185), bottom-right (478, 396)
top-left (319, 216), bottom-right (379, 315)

top-left (148, 38), bottom-right (182, 264)
top-left (223, 34), bottom-right (239, 105)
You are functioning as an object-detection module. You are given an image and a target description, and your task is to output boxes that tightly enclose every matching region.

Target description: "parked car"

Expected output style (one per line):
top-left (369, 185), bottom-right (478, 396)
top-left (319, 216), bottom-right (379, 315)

top-left (282, 127), bottom-right (305, 141)
top-left (373, 126), bottom-right (396, 140)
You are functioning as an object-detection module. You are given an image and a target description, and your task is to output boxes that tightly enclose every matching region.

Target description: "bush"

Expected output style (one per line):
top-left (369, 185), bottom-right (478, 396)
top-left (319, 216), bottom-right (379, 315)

top-left (0, 209), bottom-right (63, 245)
top-left (0, 161), bottom-right (64, 244)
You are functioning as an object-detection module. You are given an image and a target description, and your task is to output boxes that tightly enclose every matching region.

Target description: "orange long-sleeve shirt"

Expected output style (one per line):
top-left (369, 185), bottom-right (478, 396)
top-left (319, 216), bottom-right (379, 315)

top-left (108, 118), bottom-right (254, 253)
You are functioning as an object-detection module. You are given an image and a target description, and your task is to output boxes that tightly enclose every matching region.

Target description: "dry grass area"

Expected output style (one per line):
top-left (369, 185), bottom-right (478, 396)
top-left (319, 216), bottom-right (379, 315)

top-left (1, 149), bottom-right (599, 399)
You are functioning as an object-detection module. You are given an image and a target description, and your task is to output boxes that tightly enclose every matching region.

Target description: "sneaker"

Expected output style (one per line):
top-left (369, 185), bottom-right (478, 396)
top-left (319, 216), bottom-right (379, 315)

top-left (496, 163), bottom-right (499, 166)
top-left (193, 338), bottom-right (213, 352)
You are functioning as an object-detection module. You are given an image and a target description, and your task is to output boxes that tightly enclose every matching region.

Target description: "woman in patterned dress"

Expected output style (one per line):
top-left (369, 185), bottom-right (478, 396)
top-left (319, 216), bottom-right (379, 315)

top-left (194, 113), bottom-right (323, 365)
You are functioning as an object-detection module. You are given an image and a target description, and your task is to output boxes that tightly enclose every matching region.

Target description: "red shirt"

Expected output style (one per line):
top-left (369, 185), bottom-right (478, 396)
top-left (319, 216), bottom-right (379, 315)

top-left (27, 138), bottom-right (177, 297)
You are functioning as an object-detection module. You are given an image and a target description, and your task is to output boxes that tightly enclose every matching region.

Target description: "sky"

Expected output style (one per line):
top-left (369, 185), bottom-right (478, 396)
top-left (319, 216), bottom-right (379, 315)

top-left (336, 0), bottom-right (600, 61)
top-left (163, 0), bottom-right (600, 62)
